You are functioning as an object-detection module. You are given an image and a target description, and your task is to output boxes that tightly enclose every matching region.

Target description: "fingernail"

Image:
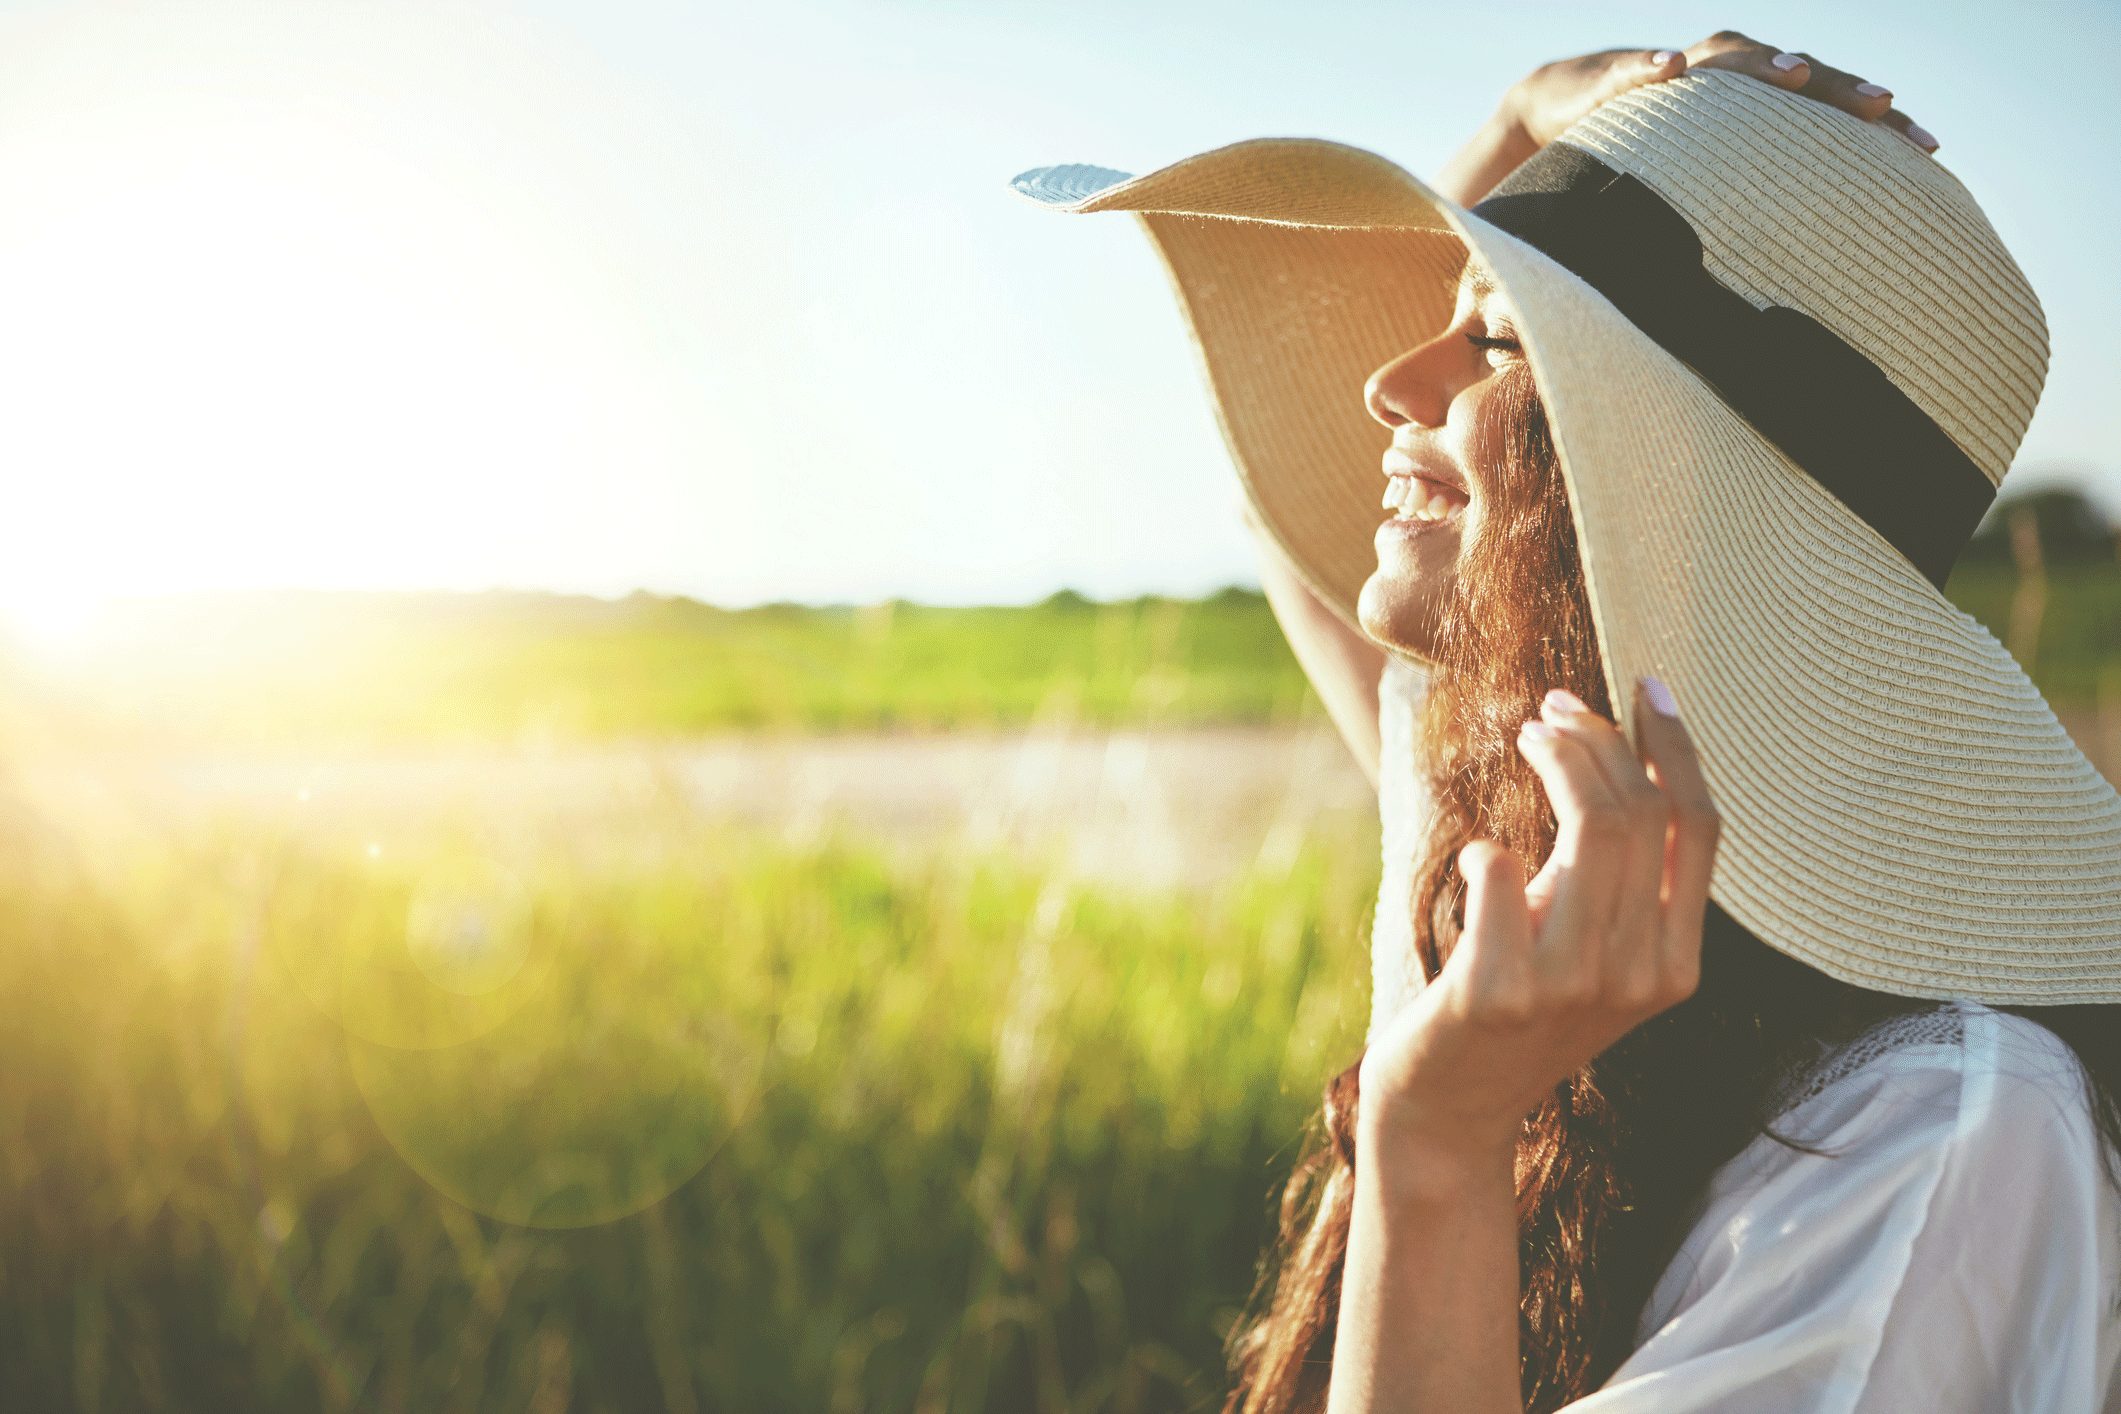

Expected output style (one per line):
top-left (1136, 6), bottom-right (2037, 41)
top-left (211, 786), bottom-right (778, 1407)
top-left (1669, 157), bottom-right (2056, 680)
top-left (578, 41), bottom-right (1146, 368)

top-left (1854, 81), bottom-right (1890, 98)
top-left (1770, 52), bottom-right (1806, 73)
top-left (1641, 675), bottom-right (1679, 717)
top-left (1906, 123), bottom-right (1939, 151)
top-left (1519, 719), bottom-right (1558, 743)
top-left (1650, 49), bottom-right (1678, 67)
top-left (1542, 688), bottom-right (1587, 717)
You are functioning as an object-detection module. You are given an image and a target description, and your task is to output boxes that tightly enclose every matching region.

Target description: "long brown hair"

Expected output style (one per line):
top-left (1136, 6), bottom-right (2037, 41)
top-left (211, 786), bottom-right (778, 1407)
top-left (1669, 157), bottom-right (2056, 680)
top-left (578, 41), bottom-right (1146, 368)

top-left (1221, 357), bottom-right (2121, 1412)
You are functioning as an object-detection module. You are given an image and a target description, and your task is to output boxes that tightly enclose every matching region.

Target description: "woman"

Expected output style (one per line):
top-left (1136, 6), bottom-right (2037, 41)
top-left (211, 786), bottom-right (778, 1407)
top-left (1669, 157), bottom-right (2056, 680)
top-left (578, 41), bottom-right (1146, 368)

top-left (1012, 31), bottom-right (2121, 1412)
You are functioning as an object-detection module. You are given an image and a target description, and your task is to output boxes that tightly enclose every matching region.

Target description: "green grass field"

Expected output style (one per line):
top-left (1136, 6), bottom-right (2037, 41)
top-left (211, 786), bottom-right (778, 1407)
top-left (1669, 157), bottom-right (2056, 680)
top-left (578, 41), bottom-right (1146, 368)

top-left (6, 561), bottom-right (2116, 749)
top-left (0, 798), bottom-right (1380, 1413)
top-left (1, 588), bottom-right (1322, 749)
top-left (3, 544), bottom-right (2116, 1411)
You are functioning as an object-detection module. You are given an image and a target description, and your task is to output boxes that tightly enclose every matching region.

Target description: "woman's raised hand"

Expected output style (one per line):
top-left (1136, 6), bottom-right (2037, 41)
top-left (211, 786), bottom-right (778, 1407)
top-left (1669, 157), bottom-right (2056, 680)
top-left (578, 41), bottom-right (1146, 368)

top-left (1357, 677), bottom-right (1723, 1192)
top-left (1507, 31), bottom-right (1938, 157)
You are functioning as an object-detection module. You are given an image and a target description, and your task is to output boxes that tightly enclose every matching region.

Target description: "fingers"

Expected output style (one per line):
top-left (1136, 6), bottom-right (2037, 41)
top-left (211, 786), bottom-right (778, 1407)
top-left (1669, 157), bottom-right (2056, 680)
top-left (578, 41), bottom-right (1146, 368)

top-left (1534, 689), bottom-right (1670, 994)
top-left (1786, 51), bottom-right (1940, 153)
top-left (1685, 36), bottom-right (1846, 107)
top-left (1787, 52), bottom-right (1894, 119)
top-left (1684, 30), bottom-right (1810, 90)
top-left (1630, 676), bottom-right (1721, 992)
top-left (1634, 46), bottom-right (1687, 87)
top-left (1452, 680), bottom-right (1718, 1031)
top-left (1682, 31), bottom-right (1938, 155)
top-left (1875, 107), bottom-right (1942, 154)
top-left (1579, 47), bottom-right (1692, 122)
top-left (1512, 711), bottom-right (1629, 963)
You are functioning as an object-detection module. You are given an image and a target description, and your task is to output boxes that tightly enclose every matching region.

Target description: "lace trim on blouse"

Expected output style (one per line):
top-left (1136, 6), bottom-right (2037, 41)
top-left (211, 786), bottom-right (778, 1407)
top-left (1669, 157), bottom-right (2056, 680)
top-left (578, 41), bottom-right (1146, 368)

top-left (1762, 1001), bottom-right (1969, 1121)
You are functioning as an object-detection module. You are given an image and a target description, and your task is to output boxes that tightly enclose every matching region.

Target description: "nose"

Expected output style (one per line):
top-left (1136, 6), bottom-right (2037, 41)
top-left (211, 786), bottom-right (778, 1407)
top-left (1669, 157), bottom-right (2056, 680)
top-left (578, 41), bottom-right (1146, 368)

top-left (1363, 331), bottom-right (1457, 430)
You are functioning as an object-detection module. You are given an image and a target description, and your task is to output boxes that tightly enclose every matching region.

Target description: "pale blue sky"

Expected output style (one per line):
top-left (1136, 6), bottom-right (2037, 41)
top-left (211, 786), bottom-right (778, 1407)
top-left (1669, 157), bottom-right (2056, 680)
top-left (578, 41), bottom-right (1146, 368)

top-left (0, 0), bottom-right (2114, 629)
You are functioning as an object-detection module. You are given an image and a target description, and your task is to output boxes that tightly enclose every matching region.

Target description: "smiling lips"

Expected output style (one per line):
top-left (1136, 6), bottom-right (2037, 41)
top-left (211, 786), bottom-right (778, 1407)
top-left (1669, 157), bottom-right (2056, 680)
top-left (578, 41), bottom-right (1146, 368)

top-left (1381, 449), bottom-right (1469, 526)
top-left (1382, 474), bottom-right (1465, 523)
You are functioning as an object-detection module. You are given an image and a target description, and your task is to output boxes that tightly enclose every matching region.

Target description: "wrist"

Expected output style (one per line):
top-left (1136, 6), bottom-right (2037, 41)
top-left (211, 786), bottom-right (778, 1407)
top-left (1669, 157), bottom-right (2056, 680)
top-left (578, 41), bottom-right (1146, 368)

top-left (1432, 98), bottom-right (1539, 207)
top-left (1357, 1105), bottom-right (1517, 1207)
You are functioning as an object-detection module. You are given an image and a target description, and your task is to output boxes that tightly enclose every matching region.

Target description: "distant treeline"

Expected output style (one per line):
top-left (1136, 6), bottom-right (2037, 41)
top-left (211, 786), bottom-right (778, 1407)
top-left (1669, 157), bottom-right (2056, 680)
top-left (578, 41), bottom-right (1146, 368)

top-left (3, 491), bottom-right (2115, 746)
top-left (2, 586), bottom-right (1318, 746)
top-left (1947, 487), bottom-right (2121, 705)
top-left (1958, 486), bottom-right (2121, 569)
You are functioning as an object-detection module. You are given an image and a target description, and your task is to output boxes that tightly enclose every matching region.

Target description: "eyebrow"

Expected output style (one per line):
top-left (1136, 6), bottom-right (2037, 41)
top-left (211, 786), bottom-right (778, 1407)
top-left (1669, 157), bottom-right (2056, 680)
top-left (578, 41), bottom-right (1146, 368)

top-left (1461, 262), bottom-right (1498, 301)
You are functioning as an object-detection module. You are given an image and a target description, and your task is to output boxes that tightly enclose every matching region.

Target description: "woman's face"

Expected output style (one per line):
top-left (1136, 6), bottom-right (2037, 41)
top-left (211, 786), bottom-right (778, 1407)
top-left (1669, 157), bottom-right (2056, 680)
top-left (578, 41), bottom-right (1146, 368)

top-left (1356, 259), bottom-right (1525, 660)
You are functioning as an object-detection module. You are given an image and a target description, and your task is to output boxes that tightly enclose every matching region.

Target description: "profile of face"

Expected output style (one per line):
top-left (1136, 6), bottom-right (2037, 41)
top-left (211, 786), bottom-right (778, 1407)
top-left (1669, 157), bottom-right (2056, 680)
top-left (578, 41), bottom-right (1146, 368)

top-left (1355, 258), bottom-right (1534, 661)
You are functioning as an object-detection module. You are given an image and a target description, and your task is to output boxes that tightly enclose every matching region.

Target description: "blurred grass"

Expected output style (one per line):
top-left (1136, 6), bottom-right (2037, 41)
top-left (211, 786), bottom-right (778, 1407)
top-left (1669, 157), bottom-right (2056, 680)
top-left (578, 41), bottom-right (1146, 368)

top-left (0, 799), bottom-right (1379, 1413)
top-left (3, 528), bottom-right (2115, 1412)
top-left (1939, 565), bottom-right (2121, 705)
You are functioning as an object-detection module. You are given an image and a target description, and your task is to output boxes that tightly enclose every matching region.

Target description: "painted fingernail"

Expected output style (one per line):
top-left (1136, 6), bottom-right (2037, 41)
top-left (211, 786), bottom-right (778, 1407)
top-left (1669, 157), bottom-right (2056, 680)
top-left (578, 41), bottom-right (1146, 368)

top-left (1520, 718), bottom-right (1558, 743)
top-left (1771, 52), bottom-right (1806, 73)
top-left (1650, 49), bottom-right (1678, 67)
top-left (1542, 688), bottom-right (1587, 717)
top-left (1854, 81), bottom-right (1891, 98)
top-left (1906, 123), bottom-right (1939, 151)
top-left (1642, 675), bottom-right (1679, 717)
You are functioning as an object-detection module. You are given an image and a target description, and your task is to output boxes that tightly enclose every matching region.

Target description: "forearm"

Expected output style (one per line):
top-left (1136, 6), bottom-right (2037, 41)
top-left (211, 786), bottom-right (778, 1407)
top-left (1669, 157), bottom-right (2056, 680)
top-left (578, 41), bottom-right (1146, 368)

top-left (1430, 100), bottom-right (1537, 207)
top-left (1327, 1124), bottom-right (1522, 1414)
top-left (1247, 517), bottom-right (1384, 791)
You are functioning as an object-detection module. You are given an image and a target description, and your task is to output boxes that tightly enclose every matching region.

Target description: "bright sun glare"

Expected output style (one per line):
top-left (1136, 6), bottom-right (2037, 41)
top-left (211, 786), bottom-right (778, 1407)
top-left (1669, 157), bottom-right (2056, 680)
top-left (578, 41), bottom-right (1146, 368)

top-left (0, 589), bottom-right (104, 654)
top-left (0, 6), bottom-right (694, 638)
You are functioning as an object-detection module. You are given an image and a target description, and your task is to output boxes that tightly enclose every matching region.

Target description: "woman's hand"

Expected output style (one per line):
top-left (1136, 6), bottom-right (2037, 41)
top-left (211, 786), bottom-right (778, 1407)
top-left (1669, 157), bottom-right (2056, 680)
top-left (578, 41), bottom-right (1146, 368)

top-left (1435, 32), bottom-right (1936, 209)
top-left (1357, 677), bottom-right (1723, 1192)
top-left (1508, 31), bottom-right (1939, 156)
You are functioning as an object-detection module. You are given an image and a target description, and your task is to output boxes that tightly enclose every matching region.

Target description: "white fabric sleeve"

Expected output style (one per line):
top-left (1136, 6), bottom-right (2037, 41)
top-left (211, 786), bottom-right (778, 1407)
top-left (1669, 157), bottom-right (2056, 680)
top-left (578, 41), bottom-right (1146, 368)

top-left (1367, 652), bottom-right (1437, 1042)
top-left (1563, 1007), bottom-right (2121, 1413)
top-left (1376, 651), bottom-right (1432, 732)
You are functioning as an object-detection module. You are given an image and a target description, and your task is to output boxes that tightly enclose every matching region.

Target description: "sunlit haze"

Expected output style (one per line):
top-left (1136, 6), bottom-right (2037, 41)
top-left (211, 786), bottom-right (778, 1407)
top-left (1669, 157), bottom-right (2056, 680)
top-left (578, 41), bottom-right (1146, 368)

top-left (1, 0), bottom-right (2116, 645)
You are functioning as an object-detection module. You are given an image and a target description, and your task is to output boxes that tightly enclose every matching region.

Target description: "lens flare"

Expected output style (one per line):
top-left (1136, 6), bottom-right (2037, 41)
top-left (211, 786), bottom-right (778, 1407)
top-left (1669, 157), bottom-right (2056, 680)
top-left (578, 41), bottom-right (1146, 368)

top-left (265, 842), bottom-right (550, 1051)
top-left (348, 953), bottom-right (765, 1228)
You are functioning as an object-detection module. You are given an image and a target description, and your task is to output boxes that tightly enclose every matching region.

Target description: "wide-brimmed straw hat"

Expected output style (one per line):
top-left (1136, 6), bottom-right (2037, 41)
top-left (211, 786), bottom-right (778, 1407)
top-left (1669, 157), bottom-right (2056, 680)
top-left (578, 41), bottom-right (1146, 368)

top-left (1008, 70), bottom-right (2121, 1004)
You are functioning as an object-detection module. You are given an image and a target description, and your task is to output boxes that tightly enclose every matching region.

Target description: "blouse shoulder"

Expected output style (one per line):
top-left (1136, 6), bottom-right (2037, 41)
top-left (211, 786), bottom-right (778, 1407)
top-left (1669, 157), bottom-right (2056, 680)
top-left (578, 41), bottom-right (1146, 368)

top-left (1760, 1001), bottom-right (2088, 1138)
top-left (1566, 1001), bottom-right (2121, 1412)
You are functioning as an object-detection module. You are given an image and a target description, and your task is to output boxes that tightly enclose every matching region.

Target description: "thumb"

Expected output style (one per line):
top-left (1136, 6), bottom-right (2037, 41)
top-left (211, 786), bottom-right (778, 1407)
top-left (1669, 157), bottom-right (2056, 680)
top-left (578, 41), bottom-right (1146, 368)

top-left (1459, 839), bottom-right (1534, 958)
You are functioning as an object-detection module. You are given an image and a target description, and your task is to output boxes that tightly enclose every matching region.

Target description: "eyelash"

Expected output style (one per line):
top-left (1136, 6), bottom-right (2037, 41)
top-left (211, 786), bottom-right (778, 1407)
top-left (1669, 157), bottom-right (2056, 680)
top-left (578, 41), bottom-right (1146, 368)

top-left (1465, 332), bottom-right (1521, 353)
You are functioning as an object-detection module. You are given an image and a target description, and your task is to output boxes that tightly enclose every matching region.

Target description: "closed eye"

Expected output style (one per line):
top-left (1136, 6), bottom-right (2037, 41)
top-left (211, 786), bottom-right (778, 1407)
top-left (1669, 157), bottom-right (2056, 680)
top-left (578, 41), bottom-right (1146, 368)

top-left (1464, 333), bottom-right (1520, 352)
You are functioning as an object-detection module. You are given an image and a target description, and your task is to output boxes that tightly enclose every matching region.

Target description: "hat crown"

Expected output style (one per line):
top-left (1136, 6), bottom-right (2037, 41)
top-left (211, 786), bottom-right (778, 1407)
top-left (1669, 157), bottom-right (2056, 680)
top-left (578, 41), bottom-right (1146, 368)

top-left (1553, 70), bottom-right (2047, 488)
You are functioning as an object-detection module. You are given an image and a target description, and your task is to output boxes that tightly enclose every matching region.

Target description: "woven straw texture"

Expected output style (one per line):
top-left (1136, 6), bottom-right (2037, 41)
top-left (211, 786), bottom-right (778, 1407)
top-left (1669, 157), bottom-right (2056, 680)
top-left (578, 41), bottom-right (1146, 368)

top-left (1558, 73), bottom-right (2046, 483)
top-left (1010, 70), bottom-right (2121, 1002)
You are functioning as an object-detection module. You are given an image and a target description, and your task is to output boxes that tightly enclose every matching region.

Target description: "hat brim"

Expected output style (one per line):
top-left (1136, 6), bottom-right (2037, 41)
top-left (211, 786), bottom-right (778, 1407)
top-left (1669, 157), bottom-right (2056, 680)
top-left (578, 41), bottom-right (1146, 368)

top-left (1012, 138), bottom-right (2121, 1003)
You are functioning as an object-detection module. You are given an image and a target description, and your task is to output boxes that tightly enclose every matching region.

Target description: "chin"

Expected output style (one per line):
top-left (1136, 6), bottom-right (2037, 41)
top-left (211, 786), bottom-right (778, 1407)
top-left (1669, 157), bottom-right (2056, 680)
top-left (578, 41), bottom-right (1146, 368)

top-left (1362, 509), bottom-right (1462, 663)
top-left (1357, 568), bottom-right (1441, 662)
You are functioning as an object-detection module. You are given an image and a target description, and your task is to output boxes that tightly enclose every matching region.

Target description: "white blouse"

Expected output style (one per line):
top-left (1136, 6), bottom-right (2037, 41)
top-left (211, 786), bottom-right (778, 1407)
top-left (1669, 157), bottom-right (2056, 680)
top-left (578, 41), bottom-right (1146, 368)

top-left (1366, 658), bottom-right (2121, 1412)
